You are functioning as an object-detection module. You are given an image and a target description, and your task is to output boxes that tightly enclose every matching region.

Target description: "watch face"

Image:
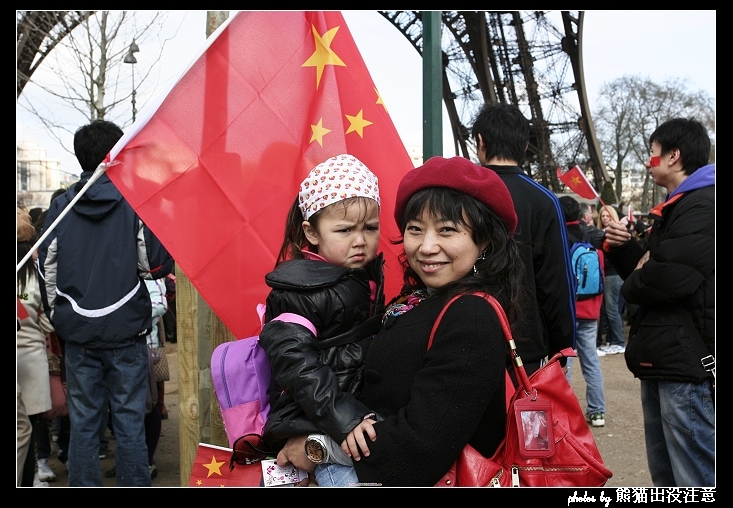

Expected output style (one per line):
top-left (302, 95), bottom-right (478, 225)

top-left (306, 439), bottom-right (325, 463)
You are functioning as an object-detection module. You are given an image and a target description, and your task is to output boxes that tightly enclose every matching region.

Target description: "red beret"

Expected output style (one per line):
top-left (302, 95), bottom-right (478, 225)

top-left (394, 156), bottom-right (517, 234)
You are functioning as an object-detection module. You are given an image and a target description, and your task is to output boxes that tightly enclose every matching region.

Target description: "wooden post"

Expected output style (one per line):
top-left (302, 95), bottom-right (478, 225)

top-left (203, 10), bottom-right (236, 450)
top-left (177, 11), bottom-right (233, 486)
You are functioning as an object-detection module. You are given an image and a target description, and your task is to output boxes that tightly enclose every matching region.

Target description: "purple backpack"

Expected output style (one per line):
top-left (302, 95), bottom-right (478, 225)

top-left (211, 304), bottom-right (317, 447)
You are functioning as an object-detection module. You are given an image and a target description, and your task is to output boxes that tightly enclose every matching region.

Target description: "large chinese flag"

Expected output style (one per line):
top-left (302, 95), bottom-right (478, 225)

top-left (556, 166), bottom-right (599, 200)
top-left (188, 443), bottom-right (261, 487)
top-left (107, 12), bottom-right (414, 338)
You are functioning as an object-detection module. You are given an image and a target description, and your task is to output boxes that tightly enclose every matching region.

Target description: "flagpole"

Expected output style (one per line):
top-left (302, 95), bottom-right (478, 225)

top-left (16, 162), bottom-right (109, 272)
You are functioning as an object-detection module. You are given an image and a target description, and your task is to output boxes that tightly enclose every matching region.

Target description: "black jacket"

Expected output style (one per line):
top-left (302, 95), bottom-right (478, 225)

top-left (606, 186), bottom-right (714, 382)
top-left (353, 294), bottom-right (506, 486)
top-left (38, 172), bottom-right (173, 347)
top-left (260, 255), bottom-right (385, 449)
top-left (485, 165), bottom-right (577, 366)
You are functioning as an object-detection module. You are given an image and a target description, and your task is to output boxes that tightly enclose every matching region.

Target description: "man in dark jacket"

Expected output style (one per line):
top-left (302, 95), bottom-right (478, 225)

top-left (472, 103), bottom-right (576, 373)
top-left (38, 120), bottom-right (173, 487)
top-left (605, 117), bottom-right (714, 487)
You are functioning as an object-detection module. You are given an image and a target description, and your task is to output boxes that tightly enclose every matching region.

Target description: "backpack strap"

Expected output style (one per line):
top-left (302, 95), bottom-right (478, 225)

top-left (262, 305), bottom-right (381, 349)
top-left (256, 302), bottom-right (319, 337)
top-left (270, 312), bottom-right (318, 337)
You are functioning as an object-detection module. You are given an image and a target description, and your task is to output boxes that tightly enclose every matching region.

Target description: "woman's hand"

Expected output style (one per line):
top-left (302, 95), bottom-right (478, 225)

top-left (276, 435), bottom-right (316, 472)
top-left (341, 418), bottom-right (377, 461)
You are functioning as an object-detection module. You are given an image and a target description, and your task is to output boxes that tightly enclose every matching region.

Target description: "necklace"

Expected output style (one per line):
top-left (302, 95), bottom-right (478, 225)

top-left (382, 289), bottom-right (430, 329)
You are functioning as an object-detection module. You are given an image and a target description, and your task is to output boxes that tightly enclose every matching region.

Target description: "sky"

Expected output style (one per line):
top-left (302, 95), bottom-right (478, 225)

top-left (16, 10), bottom-right (716, 178)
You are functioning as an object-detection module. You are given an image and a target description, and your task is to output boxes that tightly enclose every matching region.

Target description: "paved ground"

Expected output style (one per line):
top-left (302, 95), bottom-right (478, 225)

top-left (567, 343), bottom-right (652, 487)
top-left (46, 328), bottom-right (653, 488)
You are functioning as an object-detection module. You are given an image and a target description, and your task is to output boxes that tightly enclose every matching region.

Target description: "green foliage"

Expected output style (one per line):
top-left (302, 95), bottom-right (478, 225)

top-left (601, 181), bottom-right (617, 206)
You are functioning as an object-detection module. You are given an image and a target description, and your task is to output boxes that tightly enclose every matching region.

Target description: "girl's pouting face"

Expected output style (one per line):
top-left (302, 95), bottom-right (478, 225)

top-left (403, 208), bottom-right (483, 291)
top-left (302, 198), bottom-right (380, 269)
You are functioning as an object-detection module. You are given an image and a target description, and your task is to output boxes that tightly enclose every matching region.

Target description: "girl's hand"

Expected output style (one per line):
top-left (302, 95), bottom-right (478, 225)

top-left (341, 419), bottom-right (377, 461)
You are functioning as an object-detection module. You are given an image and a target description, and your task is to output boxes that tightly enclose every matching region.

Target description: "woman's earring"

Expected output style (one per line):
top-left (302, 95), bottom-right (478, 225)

top-left (473, 251), bottom-right (487, 275)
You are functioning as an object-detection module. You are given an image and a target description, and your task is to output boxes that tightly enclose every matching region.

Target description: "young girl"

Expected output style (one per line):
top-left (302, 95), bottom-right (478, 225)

top-left (259, 154), bottom-right (385, 459)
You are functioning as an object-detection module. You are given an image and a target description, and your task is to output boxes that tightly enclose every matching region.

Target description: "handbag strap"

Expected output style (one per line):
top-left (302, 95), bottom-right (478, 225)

top-left (427, 291), bottom-right (533, 397)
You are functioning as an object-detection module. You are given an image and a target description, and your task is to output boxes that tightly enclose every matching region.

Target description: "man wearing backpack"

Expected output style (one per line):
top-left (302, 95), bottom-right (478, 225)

top-left (604, 118), bottom-right (714, 487)
top-left (559, 196), bottom-right (607, 428)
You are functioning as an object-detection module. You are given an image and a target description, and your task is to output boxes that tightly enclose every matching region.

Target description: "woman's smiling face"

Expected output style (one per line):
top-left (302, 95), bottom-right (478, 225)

top-left (403, 208), bottom-right (483, 291)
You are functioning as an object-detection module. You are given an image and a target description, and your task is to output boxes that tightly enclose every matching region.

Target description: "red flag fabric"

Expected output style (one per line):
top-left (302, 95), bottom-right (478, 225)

top-left (556, 166), bottom-right (599, 200)
top-left (107, 12), bottom-right (414, 338)
top-left (188, 443), bottom-right (261, 487)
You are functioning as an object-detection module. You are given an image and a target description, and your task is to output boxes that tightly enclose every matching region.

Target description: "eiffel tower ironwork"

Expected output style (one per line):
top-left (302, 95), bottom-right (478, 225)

top-left (379, 10), bottom-right (611, 195)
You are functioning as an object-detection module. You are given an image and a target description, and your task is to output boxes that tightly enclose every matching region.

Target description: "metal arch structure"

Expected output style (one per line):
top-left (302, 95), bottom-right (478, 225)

top-left (379, 10), bottom-right (611, 194)
top-left (16, 11), bottom-right (95, 98)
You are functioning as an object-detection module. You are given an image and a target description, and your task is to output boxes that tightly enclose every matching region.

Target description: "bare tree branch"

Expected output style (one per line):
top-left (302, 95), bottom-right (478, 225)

top-left (593, 75), bottom-right (715, 211)
top-left (18, 10), bottom-right (171, 159)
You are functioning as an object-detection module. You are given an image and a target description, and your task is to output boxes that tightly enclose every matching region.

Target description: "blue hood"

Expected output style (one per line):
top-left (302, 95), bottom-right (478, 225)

top-left (71, 172), bottom-right (123, 219)
top-left (668, 164), bottom-right (715, 200)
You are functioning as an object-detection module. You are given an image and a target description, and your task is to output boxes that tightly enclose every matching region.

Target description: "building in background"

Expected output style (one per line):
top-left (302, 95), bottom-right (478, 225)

top-left (405, 146), bottom-right (422, 167)
top-left (16, 140), bottom-right (76, 209)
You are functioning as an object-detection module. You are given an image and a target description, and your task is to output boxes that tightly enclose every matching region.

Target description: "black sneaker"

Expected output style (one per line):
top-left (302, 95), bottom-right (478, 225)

top-left (149, 464), bottom-right (158, 479)
top-left (586, 412), bottom-right (606, 427)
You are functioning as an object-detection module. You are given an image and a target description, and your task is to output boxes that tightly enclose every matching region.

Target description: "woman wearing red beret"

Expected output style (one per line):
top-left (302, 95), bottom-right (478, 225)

top-left (276, 156), bottom-right (526, 486)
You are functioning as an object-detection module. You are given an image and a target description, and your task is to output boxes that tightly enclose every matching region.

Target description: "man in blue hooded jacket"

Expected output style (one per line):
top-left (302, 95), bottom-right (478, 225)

top-left (604, 117), bottom-right (714, 487)
top-left (38, 120), bottom-right (173, 486)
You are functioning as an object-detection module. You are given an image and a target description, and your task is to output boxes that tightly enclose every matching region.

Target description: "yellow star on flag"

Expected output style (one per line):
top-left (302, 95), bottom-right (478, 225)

top-left (310, 118), bottom-right (331, 146)
top-left (196, 479), bottom-right (202, 485)
top-left (345, 109), bottom-right (373, 138)
top-left (203, 455), bottom-right (225, 478)
top-left (375, 87), bottom-right (387, 111)
top-left (571, 176), bottom-right (581, 185)
top-left (302, 25), bottom-right (346, 89)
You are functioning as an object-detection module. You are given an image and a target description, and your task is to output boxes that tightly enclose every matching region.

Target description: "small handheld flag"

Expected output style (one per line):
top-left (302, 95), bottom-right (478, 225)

top-left (556, 166), bottom-right (599, 201)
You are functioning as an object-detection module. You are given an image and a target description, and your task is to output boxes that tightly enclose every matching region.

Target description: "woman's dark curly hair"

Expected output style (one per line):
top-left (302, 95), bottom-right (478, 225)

top-left (393, 187), bottom-right (527, 339)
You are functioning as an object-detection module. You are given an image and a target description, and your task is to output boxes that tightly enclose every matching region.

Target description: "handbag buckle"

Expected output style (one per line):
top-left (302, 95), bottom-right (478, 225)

top-left (701, 355), bottom-right (715, 379)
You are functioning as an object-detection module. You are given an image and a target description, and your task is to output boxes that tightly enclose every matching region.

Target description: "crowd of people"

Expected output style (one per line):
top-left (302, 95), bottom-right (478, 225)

top-left (17, 111), bottom-right (714, 488)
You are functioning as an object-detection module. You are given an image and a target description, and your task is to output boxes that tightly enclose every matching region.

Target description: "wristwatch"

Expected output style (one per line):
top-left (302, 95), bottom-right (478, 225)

top-left (305, 434), bottom-right (328, 464)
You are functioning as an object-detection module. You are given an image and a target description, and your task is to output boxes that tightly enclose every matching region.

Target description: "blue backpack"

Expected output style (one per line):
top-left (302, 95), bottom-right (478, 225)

top-left (569, 236), bottom-right (604, 300)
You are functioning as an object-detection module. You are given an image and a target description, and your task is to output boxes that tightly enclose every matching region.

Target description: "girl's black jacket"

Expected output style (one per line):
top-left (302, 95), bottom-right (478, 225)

top-left (260, 255), bottom-right (385, 450)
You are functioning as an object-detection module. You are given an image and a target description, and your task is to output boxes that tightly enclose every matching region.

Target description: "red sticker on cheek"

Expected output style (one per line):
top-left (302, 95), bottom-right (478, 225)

top-left (649, 156), bottom-right (661, 167)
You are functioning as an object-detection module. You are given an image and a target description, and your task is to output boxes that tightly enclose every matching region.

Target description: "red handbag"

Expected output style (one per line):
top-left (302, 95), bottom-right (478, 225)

top-left (433, 292), bottom-right (613, 487)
